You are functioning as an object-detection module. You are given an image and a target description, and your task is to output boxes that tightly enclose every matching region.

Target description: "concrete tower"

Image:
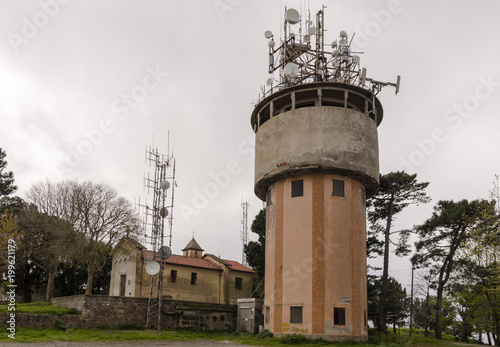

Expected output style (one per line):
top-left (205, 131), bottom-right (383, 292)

top-left (251, 7), bottom-right (399, 341)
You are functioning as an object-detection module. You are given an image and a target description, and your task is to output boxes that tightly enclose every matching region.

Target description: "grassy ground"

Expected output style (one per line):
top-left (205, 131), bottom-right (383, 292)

top-left (0, 302), bottom-right (80, 315)
top-left (0, 326), bottom-right (481, 346)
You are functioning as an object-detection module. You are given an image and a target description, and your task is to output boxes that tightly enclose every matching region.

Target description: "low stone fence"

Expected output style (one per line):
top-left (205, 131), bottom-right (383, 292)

top-left (0, 312), bottom-right (83, 329)
top-left (49, 294), bottom-right (237, 330)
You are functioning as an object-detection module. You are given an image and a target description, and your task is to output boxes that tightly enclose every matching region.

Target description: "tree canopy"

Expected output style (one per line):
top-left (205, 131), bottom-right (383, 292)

top-left (367, 171), bottom-right (430, 331)
top-left (0, 148), bottom-right (16, 197)
top-left (244, 208), bottom-right (265, 297)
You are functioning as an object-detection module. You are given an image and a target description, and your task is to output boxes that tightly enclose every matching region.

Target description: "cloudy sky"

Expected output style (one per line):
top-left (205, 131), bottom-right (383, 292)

top-left (1, 0), bottom-right (499, 291)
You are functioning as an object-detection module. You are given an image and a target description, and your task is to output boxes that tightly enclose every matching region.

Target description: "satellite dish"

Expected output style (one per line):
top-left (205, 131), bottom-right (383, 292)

top-left (266, 78), bottom-right (273, 86)
top-left (303, 35), bottom-right (310, 43)
top-left (264, 30), bottom-right (273, 39)
top-left (284, 62), bottom-right (299, 78)
top-left (308, 26), bottom-right (316, 35)
top-left (160, 180), bottom-right (170, 190)
top-left (268, 40), bottom-right (275, 48)
top-left (331, 40), bottom-right (337, 49)
top-left (146, 261), bottom-right (160, 275)
top-left (353, 55), bottom-right (360, 63)
top-left (160, 207), bottom-right (169, 218)
top-left (285, 8), bottom-right (300, 24)
top-left (339, 38), bottom-right (347, 46)
top-left (158, 246), bottom-right (172, 260)
top-left (340, 30), bottom-right (348, 39)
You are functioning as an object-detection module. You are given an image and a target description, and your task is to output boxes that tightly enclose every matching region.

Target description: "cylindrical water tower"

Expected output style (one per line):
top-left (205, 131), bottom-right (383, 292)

top-left (252, 6), bottom-right (398, 341)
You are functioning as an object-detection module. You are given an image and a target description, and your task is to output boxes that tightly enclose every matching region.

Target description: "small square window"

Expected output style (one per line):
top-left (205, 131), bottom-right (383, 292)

top-left (334, 307), bottom-right (346, 325)
top-left (235, 277), bottom-right (243, 289)
top-left (291, 180), bottom-right (303, 197)
top-left (333, 179), bottom-right (345, 197)
top-left (290, 306), bottom-right (303, 323)
top-left (191, 272), bottom-right (197, 285)
top-left (171, 270), bottom-right (177, 283)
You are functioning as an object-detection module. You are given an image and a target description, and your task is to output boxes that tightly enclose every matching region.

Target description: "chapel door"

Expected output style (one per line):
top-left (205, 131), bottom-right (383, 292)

top-left (119, 274), bottom-right (126, 296)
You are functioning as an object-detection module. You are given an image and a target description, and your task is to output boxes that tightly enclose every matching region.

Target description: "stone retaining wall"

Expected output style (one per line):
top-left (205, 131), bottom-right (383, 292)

top-left (49, 295), bottom-right (237, 330)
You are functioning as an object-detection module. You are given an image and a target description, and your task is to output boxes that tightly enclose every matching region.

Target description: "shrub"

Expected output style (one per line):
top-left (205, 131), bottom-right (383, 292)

top-left (115, 322), bottom-right (145, 330)
top-left (67, 308), bottom-right (81, 315)
top-left (54, 320), bottom-right (69, 331)
top-left (279, 333), bottom-right (309, 344)
top-left (257, 329), bottom-right (274, 339)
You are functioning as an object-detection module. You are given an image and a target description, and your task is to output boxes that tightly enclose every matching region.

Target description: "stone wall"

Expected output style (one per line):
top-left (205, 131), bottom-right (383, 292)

top-left (0, 312), bottom-right (83, 329)
top-left (49, 294), bottom-right (237, 330)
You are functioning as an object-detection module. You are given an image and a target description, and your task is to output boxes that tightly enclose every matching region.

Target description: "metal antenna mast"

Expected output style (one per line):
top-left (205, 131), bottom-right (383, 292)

top-left (241, 200), bottom-right (250, 266)
top-left (139, 144), bottom-right (175, 330)
top-left (261, 7), bottom-right (400, 102)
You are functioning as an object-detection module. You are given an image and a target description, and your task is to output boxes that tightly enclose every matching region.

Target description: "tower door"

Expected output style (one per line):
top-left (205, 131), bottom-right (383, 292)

top-left (119, 274), bottom-right (126, 296)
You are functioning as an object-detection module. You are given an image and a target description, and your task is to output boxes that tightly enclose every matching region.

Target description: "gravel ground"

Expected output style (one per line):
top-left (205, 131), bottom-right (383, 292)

top-left (0, 341), bottom-right (252, 347)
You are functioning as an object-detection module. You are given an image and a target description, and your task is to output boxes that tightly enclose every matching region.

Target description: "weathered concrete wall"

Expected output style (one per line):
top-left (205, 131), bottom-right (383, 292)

top-left (254, 106), bottom-right (379, 200)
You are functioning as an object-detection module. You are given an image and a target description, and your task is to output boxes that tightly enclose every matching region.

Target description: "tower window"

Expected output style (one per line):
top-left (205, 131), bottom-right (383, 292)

top-left (191, 272), bottom-right (197, 285)
top-left (235, 277), bottom-right (243, 289)
top-left (265, 307), bottom-right (270, 323)
top-left (290, 306), bottom-right (303, 323)
top-left (170, 270), bottom-right (177, 283)
top-left (267, 189), bottom-right (272, 205)
top-left (291, 180), bottom-right (303, 197)
top-left (332, 179), bottom-right (345, 197)
top-left (334, 307), bottom-right (346, 325)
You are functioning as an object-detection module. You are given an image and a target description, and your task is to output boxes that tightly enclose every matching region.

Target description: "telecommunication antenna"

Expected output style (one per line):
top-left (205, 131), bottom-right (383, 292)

top-left (137, 141), bottom-right (176, 330)
top-left (260, 6), bottom-right (401, 101)
top-left (491, 174), bottom-right (500, 214)
top-left (240, 199), bottom-right (250, 266)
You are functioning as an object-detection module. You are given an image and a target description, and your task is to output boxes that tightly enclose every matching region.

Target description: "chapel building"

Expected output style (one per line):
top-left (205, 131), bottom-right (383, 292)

top-left (109, 237), bottom-right (255, 304)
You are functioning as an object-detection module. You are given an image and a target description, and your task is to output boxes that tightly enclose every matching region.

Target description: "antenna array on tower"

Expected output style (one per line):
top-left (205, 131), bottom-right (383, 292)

top-left (261, 6), bottom-right (400, 101)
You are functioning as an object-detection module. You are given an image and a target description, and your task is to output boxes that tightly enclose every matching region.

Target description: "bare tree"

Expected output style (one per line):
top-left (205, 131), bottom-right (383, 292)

top-left (28, 180), bottom-right (140, 294)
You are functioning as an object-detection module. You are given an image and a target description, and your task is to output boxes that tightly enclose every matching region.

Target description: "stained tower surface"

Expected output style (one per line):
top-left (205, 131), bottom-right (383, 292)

top-left (251, 6), bottom-right (399, 341)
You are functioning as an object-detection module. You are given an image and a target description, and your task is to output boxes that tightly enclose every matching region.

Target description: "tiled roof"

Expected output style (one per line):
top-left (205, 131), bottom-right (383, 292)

top-left (223, 259), bottom-right (256, 274)
top-left (181, 237), bottom-right (204, 251)
top-left (203, 253), bottom-right (231, 266)
top-left (110, 237), bottom-right (144, 256)
top-left (142, 250), bottom-right (222, 271)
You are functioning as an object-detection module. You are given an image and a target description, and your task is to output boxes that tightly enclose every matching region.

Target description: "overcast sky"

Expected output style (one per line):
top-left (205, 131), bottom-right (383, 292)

top-left (1, 0), bottom-right (499, 292)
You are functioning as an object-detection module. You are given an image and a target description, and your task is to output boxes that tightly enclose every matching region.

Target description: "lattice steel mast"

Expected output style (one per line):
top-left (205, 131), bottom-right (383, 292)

top-left (240, 200), bottom-right (249, 266)
top-left (139, 145), bottom-right (175, 330)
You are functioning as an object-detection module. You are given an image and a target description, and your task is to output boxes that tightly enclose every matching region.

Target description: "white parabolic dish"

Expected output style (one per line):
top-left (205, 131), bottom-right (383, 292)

top-left (146, 260), bottom-right (160, 275)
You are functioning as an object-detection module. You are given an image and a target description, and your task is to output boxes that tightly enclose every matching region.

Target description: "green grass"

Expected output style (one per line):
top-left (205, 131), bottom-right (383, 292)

top-left (0, 302), bottom-right (80, 315)
top-left (0, 326), bottom-right (480, 346)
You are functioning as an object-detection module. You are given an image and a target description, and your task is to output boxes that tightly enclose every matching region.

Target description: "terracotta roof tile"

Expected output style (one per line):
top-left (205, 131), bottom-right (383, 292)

top-left (224, 259), bottom-right (255, 273)
top-left (142, 250), bottom-right (222, 271)
top-left (181, 237), bottom-right (204, 251)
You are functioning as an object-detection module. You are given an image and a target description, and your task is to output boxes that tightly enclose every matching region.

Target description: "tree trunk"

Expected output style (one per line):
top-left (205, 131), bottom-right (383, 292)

top-left (85, 271), bottom-right (94, 295)
top-left (45, 264), bottom-right (57, 302)
top-left (21, 263), bottom-right (33, 303)
top-left (377, 197), bottom-right (394, 332)
top-left (435, 283), bottom-right (444, 340)
top-left (487, 331), bottom-right (492, 345)
top-left (424, 284), bottom-right (430, 337)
